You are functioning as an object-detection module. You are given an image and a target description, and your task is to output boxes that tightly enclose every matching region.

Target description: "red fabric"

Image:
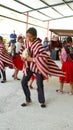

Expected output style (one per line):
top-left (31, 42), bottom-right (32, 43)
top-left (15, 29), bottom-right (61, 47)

top-left (30, 75), bottom-right (36, 80)
top-left (20, 38), bottom-right (65, 78)
top-left (60, 58), bottom-right (73, 83)
top-left (12, 56), bottom-right (24, 70)
top-left (30, 74), bottom-right (47, 80)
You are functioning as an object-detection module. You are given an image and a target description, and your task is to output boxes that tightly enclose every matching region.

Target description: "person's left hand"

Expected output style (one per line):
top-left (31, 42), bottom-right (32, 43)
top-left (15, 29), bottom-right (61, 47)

top-left (26, 56), bottom-right (33, 62)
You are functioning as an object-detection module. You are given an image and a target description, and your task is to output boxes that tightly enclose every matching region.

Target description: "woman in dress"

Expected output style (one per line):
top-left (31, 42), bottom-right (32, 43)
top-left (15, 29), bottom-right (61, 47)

top-left (56, 36), bottom-right (73, 95)
top-left (12, 36), bottom-right (24, 80)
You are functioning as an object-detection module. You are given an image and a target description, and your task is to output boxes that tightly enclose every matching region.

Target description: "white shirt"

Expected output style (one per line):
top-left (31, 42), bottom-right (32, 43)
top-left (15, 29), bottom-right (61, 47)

top-left (15, 42), bottom-right (22, 53)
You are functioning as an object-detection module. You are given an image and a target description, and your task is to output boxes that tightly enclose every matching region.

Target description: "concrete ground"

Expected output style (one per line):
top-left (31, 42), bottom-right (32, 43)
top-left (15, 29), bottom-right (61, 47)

top-left (0, 61), bottom-right (73, 130)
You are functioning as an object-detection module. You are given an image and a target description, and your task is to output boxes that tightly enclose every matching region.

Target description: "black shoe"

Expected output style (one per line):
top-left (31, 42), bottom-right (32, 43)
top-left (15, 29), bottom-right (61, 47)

top-left (21, 103), bottom-right (27, 107)
top-left (1, 80), bottom-right (7, 83)
top-left (21, 101), bottom-right (32, 107)
top-left (41, 104), bottom-right (46, 108)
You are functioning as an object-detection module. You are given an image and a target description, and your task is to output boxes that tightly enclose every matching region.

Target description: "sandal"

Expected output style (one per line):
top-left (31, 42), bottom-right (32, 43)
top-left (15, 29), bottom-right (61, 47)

top-left (17, 78), bottom-right (21, 80)
top-left (29, 85), bottom-right (33, 89)
top-left (56, 89), bottom-right (63, 94)
top-left (12, 74), bottom-right (14, 77)
top-left (14, 77), bottom-right (20, 80)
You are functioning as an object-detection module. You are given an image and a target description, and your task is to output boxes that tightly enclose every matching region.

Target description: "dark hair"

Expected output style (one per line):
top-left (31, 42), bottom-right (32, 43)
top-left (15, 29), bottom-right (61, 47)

top-left (18, 36), bottom-right (23, 41)
top-left (0, 36), bottom-right (3, 41)
top-left (62, 40), bottom-right (67, 47)
top-left (67, 36), bottom-right (72, 43)
top-left (26, 27), bottom-right (37, 37)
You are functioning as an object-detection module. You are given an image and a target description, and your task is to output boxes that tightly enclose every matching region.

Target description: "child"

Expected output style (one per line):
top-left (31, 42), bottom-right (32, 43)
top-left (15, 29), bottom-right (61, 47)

top-left (12, 36), bottom-right (24, 80)
top-left (56, 36), bottom-right (73, 95)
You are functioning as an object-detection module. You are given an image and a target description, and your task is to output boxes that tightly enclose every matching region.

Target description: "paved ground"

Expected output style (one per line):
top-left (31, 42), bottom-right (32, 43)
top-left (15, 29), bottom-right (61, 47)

top-left (0, 61), bottom-right (73, 130)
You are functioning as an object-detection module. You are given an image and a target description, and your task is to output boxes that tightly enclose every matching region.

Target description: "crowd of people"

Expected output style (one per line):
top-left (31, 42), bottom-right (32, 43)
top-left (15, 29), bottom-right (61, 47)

top-left (0, 27), bottom-right (73, 108)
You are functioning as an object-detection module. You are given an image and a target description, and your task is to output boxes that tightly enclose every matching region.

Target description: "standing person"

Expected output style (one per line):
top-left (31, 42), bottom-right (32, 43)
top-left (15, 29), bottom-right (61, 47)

top-left (43, 37), bottom-right (50, 51)
top-left (20, 27), bottom-right (65, 108)
top-left (12, 36), bottom-right (24, 80)
top-left (56, 36), bottom-right (73, 95)
top-left (0, 36), bottom-right (14, 83)
top-left (9, 30), bottom-right (17, 45)
top-left (8, 30), bottom-right (17, 56)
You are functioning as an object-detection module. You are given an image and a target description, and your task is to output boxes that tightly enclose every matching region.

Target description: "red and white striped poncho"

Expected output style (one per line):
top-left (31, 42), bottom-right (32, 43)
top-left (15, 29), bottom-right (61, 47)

top-left (0, 43), bottom-right (14, 70)
top-left (20, 38), bottom-right (65, 78)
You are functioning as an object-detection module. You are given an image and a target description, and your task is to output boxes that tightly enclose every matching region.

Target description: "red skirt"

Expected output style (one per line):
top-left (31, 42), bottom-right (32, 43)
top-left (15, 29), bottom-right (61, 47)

top-left (30, 74), bottom-right (36, 80)
top-left (12, 56), bottom-right (24, 70)
top-left (60, 58), bottom-right (73, 83)
top-left (30, 74), bottom-right (48, 80)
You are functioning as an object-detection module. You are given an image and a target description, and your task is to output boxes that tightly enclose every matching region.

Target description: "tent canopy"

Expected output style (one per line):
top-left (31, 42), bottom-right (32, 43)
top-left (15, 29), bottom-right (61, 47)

top-left (49, 29), bottom-right (73, 36)
top-left (0, 0), bottom-right (73, 22)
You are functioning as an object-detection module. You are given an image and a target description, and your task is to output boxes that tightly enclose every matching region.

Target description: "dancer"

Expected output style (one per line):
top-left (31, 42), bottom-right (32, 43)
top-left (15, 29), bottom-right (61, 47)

top-left (12, 36), bottom-right (24, 80)
top-left (56, 36), bottom-right (73, 95)
top-left (0, 36), bottom-right (14, 83)
top-left (20, 27), bottom-right (65, 108)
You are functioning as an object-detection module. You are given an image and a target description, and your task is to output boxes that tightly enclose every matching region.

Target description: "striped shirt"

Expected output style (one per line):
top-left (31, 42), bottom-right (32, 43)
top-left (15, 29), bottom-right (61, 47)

top-left (0, 43), bottom-right (14, 70)
top-left (20, 38), bottom-right (65, 78)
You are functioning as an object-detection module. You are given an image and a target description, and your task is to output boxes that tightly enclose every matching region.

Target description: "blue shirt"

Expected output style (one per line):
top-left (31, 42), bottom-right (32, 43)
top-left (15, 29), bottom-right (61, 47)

top-left (10, 33), bottom-right (17, 39)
